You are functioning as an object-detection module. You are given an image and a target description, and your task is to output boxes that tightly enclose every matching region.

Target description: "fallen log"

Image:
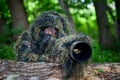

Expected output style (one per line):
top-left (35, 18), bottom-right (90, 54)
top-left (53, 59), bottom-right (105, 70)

top-left (82, 63), bottom-right (120, 80)
top-left (0, 60), bottom-right (120, 80)
top-left (0, 60), bottom-right (61, 80)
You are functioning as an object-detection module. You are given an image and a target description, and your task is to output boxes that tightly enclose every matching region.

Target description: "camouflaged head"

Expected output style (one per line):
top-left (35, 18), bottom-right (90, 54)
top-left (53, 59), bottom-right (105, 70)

top-left (30, 11), bottom-right (68, 40)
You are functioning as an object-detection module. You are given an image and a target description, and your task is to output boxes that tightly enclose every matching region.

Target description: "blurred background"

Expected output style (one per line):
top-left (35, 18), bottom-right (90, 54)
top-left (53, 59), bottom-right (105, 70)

top-left (0, 0), bottom-right (120, 63)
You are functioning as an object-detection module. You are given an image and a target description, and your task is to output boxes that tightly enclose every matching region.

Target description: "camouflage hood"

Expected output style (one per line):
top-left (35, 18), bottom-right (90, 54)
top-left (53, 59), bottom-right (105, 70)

top-left (30, 11), bottom-right (68, 40)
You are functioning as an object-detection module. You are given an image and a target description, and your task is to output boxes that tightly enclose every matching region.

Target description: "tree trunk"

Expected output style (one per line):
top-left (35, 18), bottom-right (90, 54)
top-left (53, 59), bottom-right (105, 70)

top-left (115, 0), bottom-right (120, 42)
top-left (6, 0), bottom-right (29, 40)
top-left (93, 0), bottom-right (113, 48)
top-left (0, 60), bottom-right (120, 80)
top-left (0, 14), bottom-right (5, 32)
top-left (58, 0), bottom-right (76, 34)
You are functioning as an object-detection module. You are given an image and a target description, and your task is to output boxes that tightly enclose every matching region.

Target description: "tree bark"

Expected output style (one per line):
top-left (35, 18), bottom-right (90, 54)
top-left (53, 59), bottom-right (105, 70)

top-left (58, 0), bottom-right (76, 34)
top-left (115, 0), bottom-right (120, 42)
top-left (0, 60), bottom-right (119, 80)
top-left (6, 0), bottom-right (29, 40)
top-left (93, 0), bottom-right (113, 48)
top-left (0, 60), bottom-right (61, 80)
top-left (0, 14), bottom-right (5, 32)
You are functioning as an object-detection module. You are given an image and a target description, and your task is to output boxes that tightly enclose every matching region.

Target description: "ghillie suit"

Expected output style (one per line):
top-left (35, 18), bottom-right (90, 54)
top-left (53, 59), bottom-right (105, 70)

top-left (14, 11), bottom-right (92, 80)
top-left (14, 11), bottom-right (68, 62)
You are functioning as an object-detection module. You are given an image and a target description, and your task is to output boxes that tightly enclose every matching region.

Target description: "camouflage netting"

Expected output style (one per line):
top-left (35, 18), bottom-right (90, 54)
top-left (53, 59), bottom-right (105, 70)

top-left (14, 11), bottom-right (92, 79)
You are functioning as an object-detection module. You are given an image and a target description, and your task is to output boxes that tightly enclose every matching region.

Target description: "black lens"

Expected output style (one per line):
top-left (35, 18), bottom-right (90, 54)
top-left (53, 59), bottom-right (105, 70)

top-left (70, 41), bottom-right (92, 62)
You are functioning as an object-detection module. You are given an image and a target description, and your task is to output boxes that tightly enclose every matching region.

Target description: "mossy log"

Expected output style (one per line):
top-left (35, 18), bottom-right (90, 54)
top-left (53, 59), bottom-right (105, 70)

top-left (0, 60), bottom-right (120, 80)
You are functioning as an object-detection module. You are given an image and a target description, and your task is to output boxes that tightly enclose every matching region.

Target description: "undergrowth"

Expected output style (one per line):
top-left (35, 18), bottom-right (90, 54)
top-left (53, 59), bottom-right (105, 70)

top-left (92, 40), bottom-right (120, 63)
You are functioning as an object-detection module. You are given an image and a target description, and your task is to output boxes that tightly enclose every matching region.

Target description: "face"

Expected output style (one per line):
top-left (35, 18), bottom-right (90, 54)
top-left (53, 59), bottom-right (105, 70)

top-left (42, 27), bottom-right (58, 43)
top-left (45, 27), bottom-right (57, 35)
top-left (35, 27), bottom-right (58, 55)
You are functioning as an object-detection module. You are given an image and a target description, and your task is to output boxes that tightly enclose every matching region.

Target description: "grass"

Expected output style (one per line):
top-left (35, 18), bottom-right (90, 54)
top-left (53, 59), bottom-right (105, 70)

top-left (92, 40), bottom-right (120, 63)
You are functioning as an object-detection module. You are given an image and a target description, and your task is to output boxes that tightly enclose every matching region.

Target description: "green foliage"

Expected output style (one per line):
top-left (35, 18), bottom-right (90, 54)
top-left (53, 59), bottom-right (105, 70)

top-left (114, 41), bottom-right (120, 52)
top-left (92, 40), bottom-right (120, 63)
top-left (0, 24), bottom-right (22, 60)
top-left (24, 0), bottom-right (61, 23)
top-left (0, 24), bottom-right (23, 44)
top-left (0, 25), bottom-right (12, 44)
top-left (0, 44), bottom-right (15, 60)
top-left (0, 0), bottom-right (11, 24)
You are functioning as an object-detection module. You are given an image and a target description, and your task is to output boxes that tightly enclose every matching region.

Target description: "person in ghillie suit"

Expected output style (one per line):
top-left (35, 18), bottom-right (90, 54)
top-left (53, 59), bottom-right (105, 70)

top-left (14, 11), bottom-right (68, 62)
top-left (14, 11), bottom-right (92, 80)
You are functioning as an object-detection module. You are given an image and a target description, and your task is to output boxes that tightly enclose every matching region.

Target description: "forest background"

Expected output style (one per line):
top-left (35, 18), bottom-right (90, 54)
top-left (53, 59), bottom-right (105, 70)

top-left (0, 0), bottom-right (120, 63)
